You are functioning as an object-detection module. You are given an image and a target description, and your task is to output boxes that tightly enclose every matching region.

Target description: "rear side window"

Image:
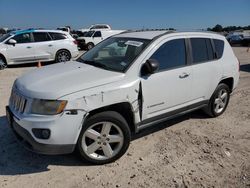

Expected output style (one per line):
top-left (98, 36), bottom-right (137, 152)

top-left (150, 39), bottom-right (186, 71)
top-left (191, 38), bottom-right (215, 63)
top-left (205, 38), bottom-right (214, 60)
top-left (49, 32), bottom-right (67, 40)
top-left (33, 32), bottom-right (51, 42)
top-left (213, 39), bottom-right (224, 59)
top-left (12, 33), bottom-right (32, 43)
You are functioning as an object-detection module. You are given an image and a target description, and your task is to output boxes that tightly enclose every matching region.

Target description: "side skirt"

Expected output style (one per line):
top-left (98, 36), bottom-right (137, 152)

top-left (136, 101), bottom-right (209, 132)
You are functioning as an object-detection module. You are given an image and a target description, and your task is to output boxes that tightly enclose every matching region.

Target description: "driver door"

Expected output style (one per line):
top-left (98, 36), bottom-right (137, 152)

top-left (92, 31), bottom-right (103, 45)
top-left (141, 38), bottom-right (192, 120)
top-left (6, 33), bottom-right (36, 64)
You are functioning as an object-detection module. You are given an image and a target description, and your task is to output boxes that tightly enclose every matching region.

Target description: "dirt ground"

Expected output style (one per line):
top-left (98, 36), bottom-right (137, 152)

top-left (0, 47), bottom-right (249, 188)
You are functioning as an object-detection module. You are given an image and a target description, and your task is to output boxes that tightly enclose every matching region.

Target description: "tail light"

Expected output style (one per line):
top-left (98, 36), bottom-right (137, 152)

top-left (73, 40), bottom-right (78, 45)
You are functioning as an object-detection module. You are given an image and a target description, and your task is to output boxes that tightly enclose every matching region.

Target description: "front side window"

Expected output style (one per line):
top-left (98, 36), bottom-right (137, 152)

top-left (150, 39), bottom-right (186, 71)
top-left (12, 33), bottom-right (32, 43)
top-left (84, 31), bottom-right (95, 37)
top-left (33, 32), bottom-right (51, 42)
top-left (93, 31), bottom-right (102, 37)
top-left (77, 37), bottom-right (150, 72)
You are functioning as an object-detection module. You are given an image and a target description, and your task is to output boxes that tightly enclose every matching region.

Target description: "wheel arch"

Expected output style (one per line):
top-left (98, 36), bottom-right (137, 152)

top-left (0, 53), bottom-right (7, 65)
top-left (219, 77), bottom-right (234, 93)
top-left (85, 102), bottom-right (136, 133)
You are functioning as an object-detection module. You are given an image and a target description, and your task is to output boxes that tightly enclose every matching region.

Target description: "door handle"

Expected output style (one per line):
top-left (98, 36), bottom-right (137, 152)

top-left (179, 72), bottom-right (190, 79)
top-left (48, 44), bottom-right (53, 47)
top-left (26, 46), bottom-right (32, 49)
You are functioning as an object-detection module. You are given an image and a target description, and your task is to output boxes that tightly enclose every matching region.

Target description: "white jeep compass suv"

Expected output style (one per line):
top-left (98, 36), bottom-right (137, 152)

top-left (6, 31), bottom-right (239, 164)
top-left (0, 29), bottom-right (79, 69)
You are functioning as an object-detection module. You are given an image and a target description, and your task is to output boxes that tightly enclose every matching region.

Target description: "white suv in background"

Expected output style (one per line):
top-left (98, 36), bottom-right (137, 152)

top-left (77, 30), bottom-right (125, 50)
top-left (79, 24), bottom-right (112, 33)
top-left (6, 31), bottom-right (239, 164)
top-left (0, 29), bottom-right (79, 69)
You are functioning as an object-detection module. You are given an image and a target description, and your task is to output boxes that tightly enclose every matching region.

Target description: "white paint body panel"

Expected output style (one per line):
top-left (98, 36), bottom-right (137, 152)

top-left (8, 31), bottom-right (239, 149)
top-left (0, 30), bottom-right (79, 65)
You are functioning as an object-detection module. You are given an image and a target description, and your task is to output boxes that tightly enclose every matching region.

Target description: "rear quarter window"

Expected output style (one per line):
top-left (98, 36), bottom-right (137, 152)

top-left (49, 32), bottom-right (67, 40)
top-left (213, 39), bottom-right (224, 59)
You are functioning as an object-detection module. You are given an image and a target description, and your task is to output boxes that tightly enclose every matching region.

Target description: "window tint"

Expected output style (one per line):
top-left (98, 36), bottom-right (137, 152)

top-left (205, 39), bottom-right (214, 60)
top-left (93, 31), bottom-right (102, 37)
top-left (213, 39), bottom-right (224, 59)
top-left (12, 33), bottom-right (32, 43)
top-left (150, 39), bottom-right (186, 71)
top-left (33, 32), bottom-right (51, 42)
top-left (0, 33), bottom-right (11, 42)
top-left (191, 38), bottom-right (209, 63)
top-left (49, 32), bottom-right (67, 40)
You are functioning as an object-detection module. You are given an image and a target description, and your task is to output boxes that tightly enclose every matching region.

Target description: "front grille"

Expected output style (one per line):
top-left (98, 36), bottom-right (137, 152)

top-left (10, 89), bottom-right (27, 114)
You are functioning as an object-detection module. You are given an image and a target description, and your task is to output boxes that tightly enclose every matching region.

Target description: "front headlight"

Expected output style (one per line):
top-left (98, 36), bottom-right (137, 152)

top-left (31, 99), bottom-right (67, 115)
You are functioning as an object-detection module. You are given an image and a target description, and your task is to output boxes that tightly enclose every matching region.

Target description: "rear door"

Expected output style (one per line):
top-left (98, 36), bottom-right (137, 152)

top-left (32, 32), bottom-right (53, 61)
top-left (189, 37), bottom-right (222, 102)
top-left (6, 32), bottom-right (36, 63)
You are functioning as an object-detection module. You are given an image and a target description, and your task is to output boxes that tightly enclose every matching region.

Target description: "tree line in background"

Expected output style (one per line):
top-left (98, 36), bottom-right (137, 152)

top-left (207, 24), bottom-right (250, 32)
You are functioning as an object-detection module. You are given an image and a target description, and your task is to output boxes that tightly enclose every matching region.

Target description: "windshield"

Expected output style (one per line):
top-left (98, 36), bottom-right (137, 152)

top-left (76, 37), bottom-right (151, 72)
top-left (0, 33), bottom-right (12, 43)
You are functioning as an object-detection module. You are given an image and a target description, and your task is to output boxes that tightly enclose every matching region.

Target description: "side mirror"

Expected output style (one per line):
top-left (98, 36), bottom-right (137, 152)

top-left (141, 59), bottom-right (159, 76)
top-left (7, 39), bottom-right (17, 46)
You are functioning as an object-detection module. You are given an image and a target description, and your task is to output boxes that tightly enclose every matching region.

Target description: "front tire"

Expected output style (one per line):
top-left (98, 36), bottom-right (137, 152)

top-left (77, 111), bottom-right (131, 164)
top-left (55, 50), bottom-right (71, 63)
top-left (87, 43), bottom-right (94, 50)
top-left (205, 83), bottom-right (230, 117)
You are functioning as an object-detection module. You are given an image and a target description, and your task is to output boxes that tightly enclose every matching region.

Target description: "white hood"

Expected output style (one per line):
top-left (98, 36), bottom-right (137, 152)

top-left (15, 61), bottom-right (124, 99)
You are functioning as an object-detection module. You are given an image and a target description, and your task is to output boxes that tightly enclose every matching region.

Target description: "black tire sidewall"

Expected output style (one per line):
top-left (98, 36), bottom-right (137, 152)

top-left (0, 57), bottom-right (6, 70)
top-left (209, 83), bottom-right (230, 117)
top-left (55, 50), bottom-right (71, 62)
top-left (77, 111), bottom-right (131, 164)
top-left (87, 43), bottom-right (94, 50)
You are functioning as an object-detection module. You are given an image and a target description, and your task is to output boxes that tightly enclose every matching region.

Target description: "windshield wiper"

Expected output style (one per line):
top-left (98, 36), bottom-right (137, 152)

top-left (81, 60), bottom-right (114, 71)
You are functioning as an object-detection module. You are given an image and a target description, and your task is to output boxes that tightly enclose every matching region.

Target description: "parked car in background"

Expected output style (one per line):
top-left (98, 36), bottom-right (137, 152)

top-left (242, 37), bottom-right (250, 46)
top-left (0, 29), bottom-right (79, 69)
top-left (6, 31), bottom-right (239, 164)
top-left (57, 26), bottom-right (71, 33)
top-left (71, 30), bottom-right (87, 40)
top-left (77, 30), bottom-right (125, 50)
top-left (226, 34), bottom-right (244, 46)
top-left (79, 24), bottom-right (111, 33)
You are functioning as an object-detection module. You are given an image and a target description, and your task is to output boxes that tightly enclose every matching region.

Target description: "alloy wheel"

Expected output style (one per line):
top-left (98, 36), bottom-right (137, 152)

top-left (81, 121), bottom-right (124, 161)
top-left (213, 88), bottom-right (228, 114)
top-left (57, 51), bottom-right (70, 62)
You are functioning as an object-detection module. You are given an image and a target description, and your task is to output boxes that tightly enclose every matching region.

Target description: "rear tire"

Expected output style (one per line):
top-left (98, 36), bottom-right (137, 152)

top-left (204, 83), bottom-right (230, 117)
top-left (0, 56), bottom-right (7, 70)
top-left (77, 111), bottom-right (131, 164)
top-left (55, 50), bottom-right (71, 63)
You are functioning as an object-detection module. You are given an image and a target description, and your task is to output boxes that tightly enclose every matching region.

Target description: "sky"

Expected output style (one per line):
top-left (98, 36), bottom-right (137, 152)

top-left (0, 0), bottom-right (250, 30)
